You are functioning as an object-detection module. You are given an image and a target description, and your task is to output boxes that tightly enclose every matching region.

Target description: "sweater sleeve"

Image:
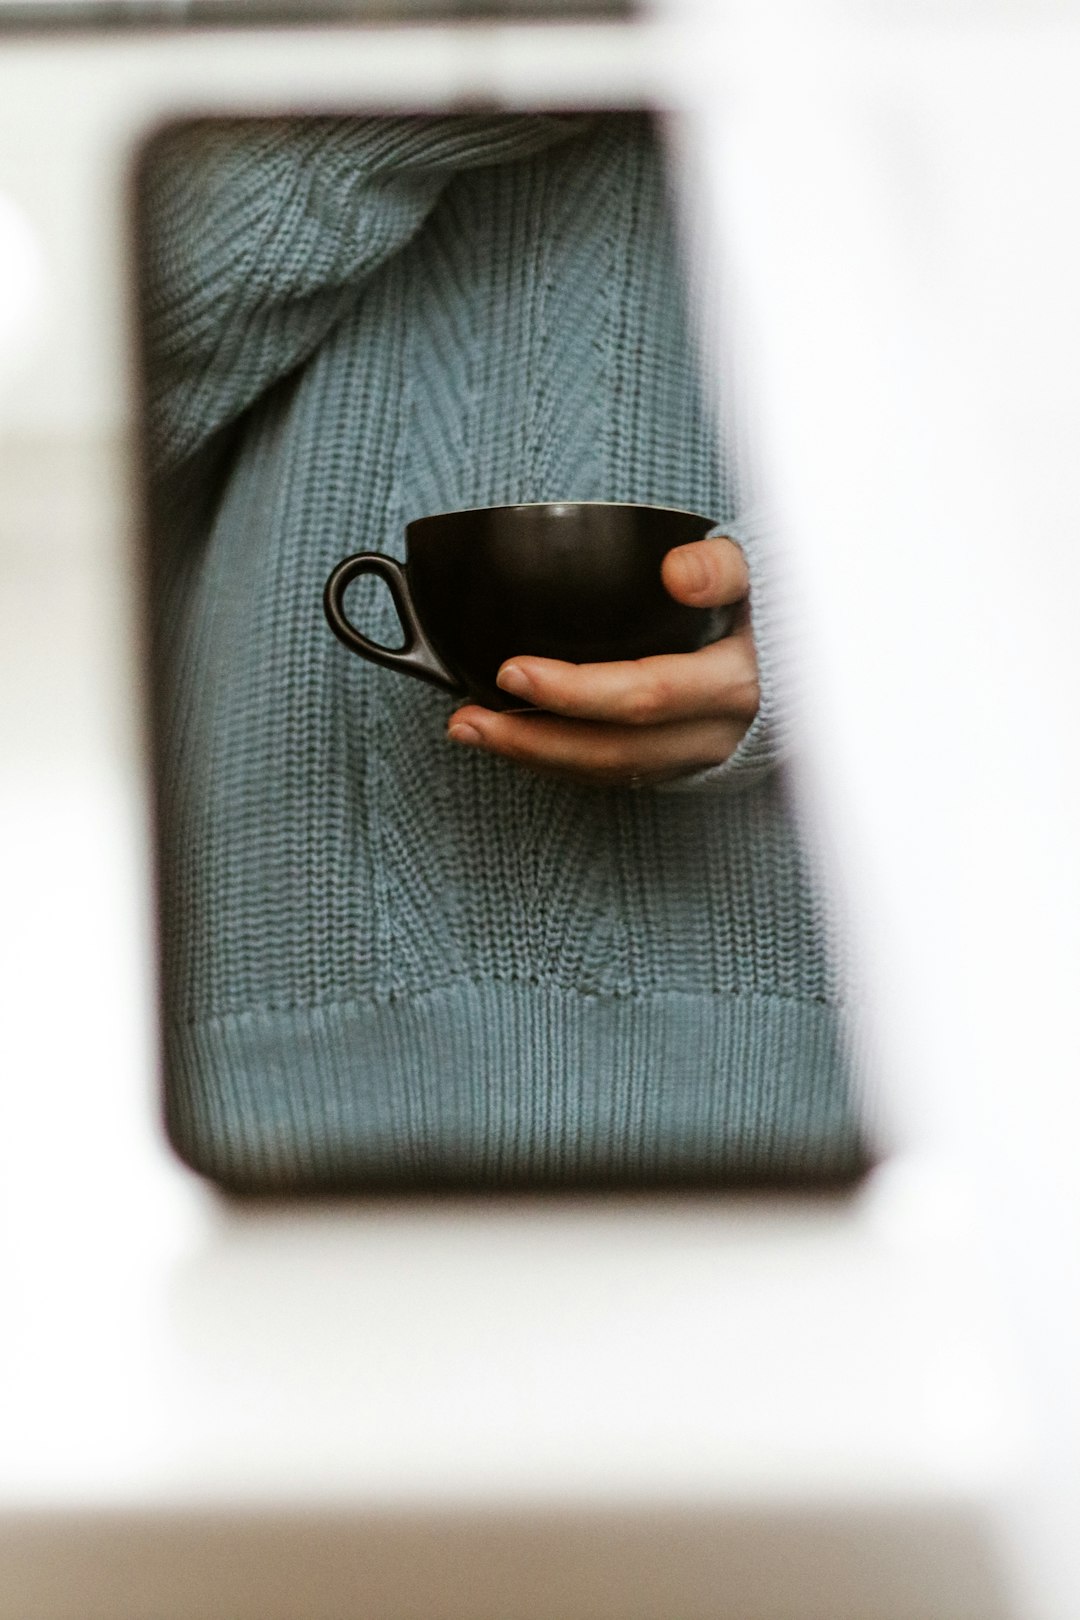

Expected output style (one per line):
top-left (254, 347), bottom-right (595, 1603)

top-left (139, 114), bottom-right (587, 473)
top-left (656, 505), bottom-right (794, 796)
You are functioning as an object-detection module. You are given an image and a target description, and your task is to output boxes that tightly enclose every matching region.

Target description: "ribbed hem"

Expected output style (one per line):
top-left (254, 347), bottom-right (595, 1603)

top-left (164, 981), bottom-right (869, 1193)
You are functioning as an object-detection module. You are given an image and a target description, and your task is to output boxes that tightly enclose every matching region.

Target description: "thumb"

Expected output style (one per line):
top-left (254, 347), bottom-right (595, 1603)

top-left (662, 535), bottom-right (750, 607)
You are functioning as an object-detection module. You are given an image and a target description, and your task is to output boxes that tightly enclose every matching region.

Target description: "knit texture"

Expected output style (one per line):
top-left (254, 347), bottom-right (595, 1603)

top-left (140, 112), bottom-right (868, 1190)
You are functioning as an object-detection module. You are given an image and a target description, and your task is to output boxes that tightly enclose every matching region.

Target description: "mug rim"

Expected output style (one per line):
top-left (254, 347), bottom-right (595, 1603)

top-left (406, 499), bottom-right (715, 530)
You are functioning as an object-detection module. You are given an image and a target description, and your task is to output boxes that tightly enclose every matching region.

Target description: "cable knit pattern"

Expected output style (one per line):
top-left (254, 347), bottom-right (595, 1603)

top-left (141, 112), bottom-right (868, 1190)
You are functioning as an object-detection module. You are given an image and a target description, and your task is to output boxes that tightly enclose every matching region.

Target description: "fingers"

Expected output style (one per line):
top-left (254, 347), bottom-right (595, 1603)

top-left (444, 534), bottom-right (759, 787)
top-left (494, 625), bottom-right (760, 726)
top-left (446, 706), bottom-right (747, 787)
top-left (661, 534), bottom-right (749, 607)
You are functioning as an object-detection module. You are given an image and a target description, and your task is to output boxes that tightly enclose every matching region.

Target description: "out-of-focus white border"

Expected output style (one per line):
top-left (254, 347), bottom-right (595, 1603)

top-left (5, 12), bottom-right (1076, 1616)
top-left (663, 9), bottom-right (1080, 1618)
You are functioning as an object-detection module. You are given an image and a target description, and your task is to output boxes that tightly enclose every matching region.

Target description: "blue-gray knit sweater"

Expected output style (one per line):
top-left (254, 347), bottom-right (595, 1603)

top-left (142, 111), bottom-right (866, 1189)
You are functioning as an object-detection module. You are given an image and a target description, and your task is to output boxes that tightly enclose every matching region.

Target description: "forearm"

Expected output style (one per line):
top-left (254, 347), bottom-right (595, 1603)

top-left (139, 114), bottom-right (588, 472)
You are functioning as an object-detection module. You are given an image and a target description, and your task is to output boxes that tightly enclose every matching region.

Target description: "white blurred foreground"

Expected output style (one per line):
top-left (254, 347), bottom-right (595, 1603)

top-left (1, 10), bottom-right (1078, 1619)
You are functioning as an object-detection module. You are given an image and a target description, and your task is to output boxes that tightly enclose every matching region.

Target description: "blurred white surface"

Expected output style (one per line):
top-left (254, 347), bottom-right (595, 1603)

top-left (677, 13), bottom-right (1080, 1620)
top-left (0, 193), bottom-right (44, 396)
top-left (6, 10), bottom-right (1080, 1618)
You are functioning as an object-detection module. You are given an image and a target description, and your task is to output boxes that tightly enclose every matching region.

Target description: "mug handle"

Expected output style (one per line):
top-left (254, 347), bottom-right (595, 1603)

top-left (323, 553), bottom-right (462, 695)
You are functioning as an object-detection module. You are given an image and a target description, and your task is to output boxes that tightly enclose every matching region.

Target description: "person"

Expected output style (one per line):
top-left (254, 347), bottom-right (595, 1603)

top-left (141, 110), bottom-right (866, 1189)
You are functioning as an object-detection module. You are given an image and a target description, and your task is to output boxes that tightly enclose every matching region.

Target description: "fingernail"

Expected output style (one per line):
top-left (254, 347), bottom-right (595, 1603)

top-left (497, 663), bottom-right (532, 698)
top-left (670, 545), bottom-right (709, 593)
top-left (448, 723), bottom-right (483, 746)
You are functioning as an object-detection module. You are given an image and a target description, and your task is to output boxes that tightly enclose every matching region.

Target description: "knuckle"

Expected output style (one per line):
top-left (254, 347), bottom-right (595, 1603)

top-left (723, 643), bottom-right (761, 718)
top-left (620, 679), bottom-right (670, 726)
top-left (696, 549), bottom-right (724, 595)
top-left (711, 536), bottom-right (749, 594)
top-left (725, 675), bottom-right (760, 720)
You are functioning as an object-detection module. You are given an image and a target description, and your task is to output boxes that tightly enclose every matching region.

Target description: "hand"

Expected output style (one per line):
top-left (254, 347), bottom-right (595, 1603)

top-left (446, 534), bottom-right (760, 788)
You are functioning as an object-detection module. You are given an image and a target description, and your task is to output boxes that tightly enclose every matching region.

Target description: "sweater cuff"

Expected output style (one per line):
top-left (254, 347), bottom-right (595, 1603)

top-left (656, 508), bottom-right (792, 797)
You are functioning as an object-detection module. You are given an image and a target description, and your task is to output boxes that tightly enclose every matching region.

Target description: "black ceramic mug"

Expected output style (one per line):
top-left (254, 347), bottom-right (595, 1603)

top-left (323, 501), bottom-right (730, 712)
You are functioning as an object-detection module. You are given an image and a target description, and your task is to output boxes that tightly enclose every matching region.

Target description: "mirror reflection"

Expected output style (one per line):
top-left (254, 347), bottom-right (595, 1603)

top-left (136, 112), bottom-right (869, 1192)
